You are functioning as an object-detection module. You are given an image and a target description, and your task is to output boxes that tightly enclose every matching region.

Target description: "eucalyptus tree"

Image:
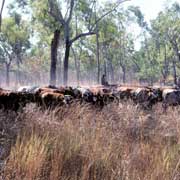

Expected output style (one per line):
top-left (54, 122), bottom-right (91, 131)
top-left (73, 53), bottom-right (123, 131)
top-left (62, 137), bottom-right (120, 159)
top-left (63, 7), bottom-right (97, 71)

top-left (151, 15), bottom-right (171, 84)
top-left (165, 3), bottom-right (180, 63)
top-left (26, 0), bottom-right (61, 86)
top-left (15, 0), bottom-right (130, 85)
top-left (46, 0), bottom-right (96, 85)
top-left (129, 6), bottom-right (160, 84)
top-left (149, 2), bottom-right (180, 84)
top-left (93, 0), bottom-right (130, 83)
top-left (0, 16), bottom-right (30, 86)
top-left (0, 34), bottom-right (13, 86)
top-left (35, 0), bottom-right (130, 85)
top-left (98, 13), bottom-right (117, 82)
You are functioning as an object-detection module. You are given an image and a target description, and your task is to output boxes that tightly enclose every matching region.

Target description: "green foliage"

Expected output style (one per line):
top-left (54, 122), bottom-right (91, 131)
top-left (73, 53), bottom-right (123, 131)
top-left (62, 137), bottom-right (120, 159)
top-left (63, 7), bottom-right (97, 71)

top-left (2, 17), bottom-right (30, 48)
top-left (30, 0), bottom-right (61, 31)
top-left (2, 0), bottom-right (180, 85)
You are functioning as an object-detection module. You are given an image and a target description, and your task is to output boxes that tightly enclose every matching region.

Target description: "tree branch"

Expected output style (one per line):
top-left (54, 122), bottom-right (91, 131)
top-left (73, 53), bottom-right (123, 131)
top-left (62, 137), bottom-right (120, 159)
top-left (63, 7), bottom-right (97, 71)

top-left (70, 31), bottom-right (96, 45)
top-left (48, 0), bottom-right (65, 25)
top-left (0, 0), bottom-right (5, 31)
top-left (90, 0), bottom-right (130, 31)
top-left (67, 0), bottom-right (74, 24)
top-left (1, 44), bottom-right (13, 65)
top-left (48, 10), bottom-right (64, 25)
top-left (131, 56), bottom-right (141, 71)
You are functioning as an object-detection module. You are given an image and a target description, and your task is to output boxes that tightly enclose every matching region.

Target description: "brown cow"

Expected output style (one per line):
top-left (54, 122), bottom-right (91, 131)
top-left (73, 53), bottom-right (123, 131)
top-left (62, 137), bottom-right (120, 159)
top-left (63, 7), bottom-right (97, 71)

top-left (36, 87), bottom-right (61, 94)
top-left (40, 91), bottom-right (65, 108)
top-left (131, 87), bottom-right (153, 103)
top-left (130, 87), bottom-right (160, 109)
top-left (76, 87), bottom-right (94, 103)
top-left (0, 89), bottom-right (23, 111)
top-left (117, 86), bottom-right (135, 100)
top-left (89, 86), bottom-right (118, 106)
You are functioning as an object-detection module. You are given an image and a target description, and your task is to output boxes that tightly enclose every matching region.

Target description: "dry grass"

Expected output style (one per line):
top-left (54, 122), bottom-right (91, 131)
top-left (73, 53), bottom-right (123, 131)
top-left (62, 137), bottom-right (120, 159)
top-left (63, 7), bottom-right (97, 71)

top-left (1, 102), bottom-right (180, 180)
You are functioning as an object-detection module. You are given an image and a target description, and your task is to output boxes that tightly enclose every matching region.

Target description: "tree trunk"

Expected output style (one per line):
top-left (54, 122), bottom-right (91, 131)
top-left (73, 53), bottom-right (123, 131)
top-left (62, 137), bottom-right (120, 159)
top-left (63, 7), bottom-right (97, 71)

top-left (109, 58), bottom-right (114, 83)
top-left (5, 63), bottom-right (10, 87)
top-left (122, 66), bottom-right (126, 84)
top-left (50, 29), bottom-right (60, 86)
top-left (95, 3), bottom-right (100, 84)
top-left (103, 56), bottom-right (107, 77)
top-left (89, 56), bottom-right (94, 84)
top-left (71, 47), bottom-right (80, 85)
top-left (102, 43), bottom-right (108, 79)
top-left (162, 44), bottom-right (168, 84)
top-left (16, 62), bottom-right (21, 85)
top-left (77, 59), bottom-right (80, 85)
top-left (63, 40), bottom-right (71, 86)
top-left (74, 15), bottom-right (80, 85)
top-left (57, 51), bottom-right (62, 85)
top-left (96, 25), bottom-right (100, 84)
top-left (172, 59), bottom-right (177, 85)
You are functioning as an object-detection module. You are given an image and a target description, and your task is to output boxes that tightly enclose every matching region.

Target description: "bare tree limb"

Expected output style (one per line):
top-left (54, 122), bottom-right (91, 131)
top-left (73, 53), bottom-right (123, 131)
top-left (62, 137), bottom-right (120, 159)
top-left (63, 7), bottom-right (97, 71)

top-left (87, 1), bottom-right (96, 31)
top-left (48, 0), bottom-right (65, 25)
top-left (67, 0), bottom-right (74, 24)
top-left (48, 10), bottom-right (65, 25)
top-left (70, 31), bottom-right (95, 45)
top-left (0, 0), bottom-right (5, 31)
top-left (90, 0), bottom-right (130, 31)
top-left (64, 6), bottom-right (70, 21)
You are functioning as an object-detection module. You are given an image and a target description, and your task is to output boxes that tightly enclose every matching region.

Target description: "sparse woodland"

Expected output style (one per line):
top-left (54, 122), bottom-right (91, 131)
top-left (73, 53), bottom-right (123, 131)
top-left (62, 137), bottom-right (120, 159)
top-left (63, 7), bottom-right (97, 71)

top-left (1, 1), bottom-right (180, 180)
top-left (0, 0), bottom-right (180, 87)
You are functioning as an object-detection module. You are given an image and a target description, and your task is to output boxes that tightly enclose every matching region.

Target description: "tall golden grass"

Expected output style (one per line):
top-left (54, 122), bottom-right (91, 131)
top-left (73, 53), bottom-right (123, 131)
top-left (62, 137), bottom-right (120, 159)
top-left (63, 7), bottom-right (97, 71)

top-left (1, 102), bottom-right (180, 180)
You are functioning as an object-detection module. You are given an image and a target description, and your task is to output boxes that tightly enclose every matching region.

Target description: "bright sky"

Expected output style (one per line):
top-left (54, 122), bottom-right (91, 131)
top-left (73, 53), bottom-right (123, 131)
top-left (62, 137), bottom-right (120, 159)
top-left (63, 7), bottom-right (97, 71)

top-left (119, 0), bottom-right (180, 49)
top-left (102, 0), bottom-right (180, 22)
top-left (2, 0), bottom-right (180, 21)
top-left (2, 0), bottom-right (180, 50)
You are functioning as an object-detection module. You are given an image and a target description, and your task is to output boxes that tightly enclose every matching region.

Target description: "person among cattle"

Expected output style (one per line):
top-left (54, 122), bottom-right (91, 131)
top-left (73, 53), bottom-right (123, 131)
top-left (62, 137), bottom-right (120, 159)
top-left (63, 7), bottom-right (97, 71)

top-left (101, 74), bottom-right (109, 86)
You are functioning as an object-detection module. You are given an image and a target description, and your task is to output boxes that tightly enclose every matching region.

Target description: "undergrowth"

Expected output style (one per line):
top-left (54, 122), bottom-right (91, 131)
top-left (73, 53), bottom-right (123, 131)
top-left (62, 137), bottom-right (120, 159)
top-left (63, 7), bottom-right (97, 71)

top-left (0, 102), bottom-right (180, 180)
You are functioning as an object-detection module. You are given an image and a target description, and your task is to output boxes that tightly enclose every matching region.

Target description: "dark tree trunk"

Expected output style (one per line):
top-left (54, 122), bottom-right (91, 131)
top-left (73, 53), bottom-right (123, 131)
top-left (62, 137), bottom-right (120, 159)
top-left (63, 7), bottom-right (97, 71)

top-left (50, 29), bottom-right (60, 86)
top-left (95, 6), bottom-right (100, 84)
top-left (162, 44), bottom-right (168, 84)
top-left (71, 47), bottom-right (80, 85)
top-left (96, 28), bottom-right (100, 84)
top-left (73, 16), bottom-right (80, 85)
top-left (16, 62), bottom-right (21, 85)
top-left (63, 40), bottom-right (71, 86)
top-left (75, 59), bottom-right (80, 85)
top-left (6, 63), bottom-right (10, 87)
top-left (95, 1), bottom-right (100, 84)
top-left (172, 59), bottom-right (177, 85)
top-left (57, 54), bottom-right (62, 85)
top-left (109, 59), bottom-right (114, 83)
top-left (89, 56), bottom-right (94, 84)
top-left (104, 61), bottom-right (107, 76)
top-left (122, 66), bottom-right (126, 84)
top-left (77, 60), bottom-right (80, 85)
top-left (102, 43), bottom-right (108, 81)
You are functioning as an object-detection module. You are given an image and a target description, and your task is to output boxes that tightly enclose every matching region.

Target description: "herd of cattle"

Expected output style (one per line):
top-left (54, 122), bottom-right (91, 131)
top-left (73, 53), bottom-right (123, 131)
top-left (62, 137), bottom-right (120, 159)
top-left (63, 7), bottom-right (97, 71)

top-left (0, 84), bottom-right (180, 111)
